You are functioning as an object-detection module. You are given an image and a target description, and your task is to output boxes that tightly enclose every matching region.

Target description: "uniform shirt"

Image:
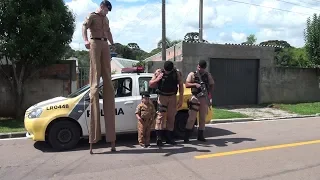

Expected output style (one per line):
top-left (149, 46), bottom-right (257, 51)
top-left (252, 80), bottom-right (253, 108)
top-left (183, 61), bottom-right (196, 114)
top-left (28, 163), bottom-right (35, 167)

top-left (186, 71), bottom-right (214, 86)
top-left (135, 102), bottom-right (155, 120)
top-left (83, 12), bottom-right (110, 38)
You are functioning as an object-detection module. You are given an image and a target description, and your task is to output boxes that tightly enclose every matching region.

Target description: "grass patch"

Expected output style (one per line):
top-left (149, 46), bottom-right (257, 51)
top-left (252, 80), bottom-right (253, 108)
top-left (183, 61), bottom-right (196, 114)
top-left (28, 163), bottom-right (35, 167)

top-left (212, 108), bottom-right (249, 119)
top-left (0, 118), bottom-right (25, 133)
top-left (273, 102), bottom-right (320, 115)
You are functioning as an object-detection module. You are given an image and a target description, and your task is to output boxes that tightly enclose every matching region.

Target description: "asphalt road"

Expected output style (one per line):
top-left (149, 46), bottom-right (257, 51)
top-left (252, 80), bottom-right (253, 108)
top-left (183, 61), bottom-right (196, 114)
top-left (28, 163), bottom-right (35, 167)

top-left (1, 117), bottom-right (320, 180)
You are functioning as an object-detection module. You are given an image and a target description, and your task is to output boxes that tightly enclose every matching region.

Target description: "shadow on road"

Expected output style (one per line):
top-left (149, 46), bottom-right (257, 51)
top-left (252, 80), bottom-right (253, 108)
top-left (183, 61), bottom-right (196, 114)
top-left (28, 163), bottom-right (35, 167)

top-left (34, 126), bottom-right (255, 155)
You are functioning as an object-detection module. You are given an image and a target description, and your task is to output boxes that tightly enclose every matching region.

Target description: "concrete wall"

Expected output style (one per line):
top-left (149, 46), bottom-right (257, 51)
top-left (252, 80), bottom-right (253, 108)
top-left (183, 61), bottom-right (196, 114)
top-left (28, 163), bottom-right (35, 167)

top-left (182, 42), bottom-right (275, 67)
top-left (146, 42), bottom-right (276, 80)
top-left (145, 42), bottom-right (183, 62)
top-left (259, 67), bottom-right (320, 104)
top-left (0, 61), bottom-right (76, 117)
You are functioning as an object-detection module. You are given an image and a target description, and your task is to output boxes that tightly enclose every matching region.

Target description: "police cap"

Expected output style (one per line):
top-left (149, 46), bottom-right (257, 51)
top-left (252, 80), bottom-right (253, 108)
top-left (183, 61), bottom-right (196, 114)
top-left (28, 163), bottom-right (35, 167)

top-left (141, 91), bottom-right (150, 98)
top-left (198, 60), bottom-right (207, 69)
top-left (101, 0), bottom-right (112, 11)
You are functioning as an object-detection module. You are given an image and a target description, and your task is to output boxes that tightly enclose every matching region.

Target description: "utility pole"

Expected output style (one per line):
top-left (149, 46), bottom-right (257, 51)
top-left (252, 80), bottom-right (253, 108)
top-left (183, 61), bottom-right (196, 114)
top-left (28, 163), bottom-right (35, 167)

top-left (199, 0), bottom-right (203, 42)
top-left (162, 0), bottom-right (166, 61)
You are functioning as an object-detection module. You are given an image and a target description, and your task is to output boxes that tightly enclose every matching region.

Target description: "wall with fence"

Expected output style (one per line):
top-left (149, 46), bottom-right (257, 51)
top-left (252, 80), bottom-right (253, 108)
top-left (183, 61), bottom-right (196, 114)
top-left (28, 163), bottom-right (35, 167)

top-left (0, 60), bottom-right (77, 117)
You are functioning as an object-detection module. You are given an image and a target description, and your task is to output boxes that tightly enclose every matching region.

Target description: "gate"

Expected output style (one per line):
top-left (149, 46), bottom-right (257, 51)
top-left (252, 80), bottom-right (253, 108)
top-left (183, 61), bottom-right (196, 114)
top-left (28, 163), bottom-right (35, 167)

top-left (210, 58), bottom-right (259, 106)
top-left (78, 66), bottom-right (89, 88)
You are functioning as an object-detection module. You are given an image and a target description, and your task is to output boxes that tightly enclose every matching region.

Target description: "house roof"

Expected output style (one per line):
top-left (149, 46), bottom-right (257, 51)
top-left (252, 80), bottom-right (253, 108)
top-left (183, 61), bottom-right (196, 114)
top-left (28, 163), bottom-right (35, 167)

top-left (112, 57), bottom-right (139, 68)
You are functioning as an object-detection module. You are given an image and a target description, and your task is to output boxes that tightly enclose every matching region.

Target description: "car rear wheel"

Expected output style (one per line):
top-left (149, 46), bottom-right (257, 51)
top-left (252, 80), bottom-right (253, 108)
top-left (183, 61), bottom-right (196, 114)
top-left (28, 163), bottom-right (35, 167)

top-left (48, 121), bottom-right (80, 151)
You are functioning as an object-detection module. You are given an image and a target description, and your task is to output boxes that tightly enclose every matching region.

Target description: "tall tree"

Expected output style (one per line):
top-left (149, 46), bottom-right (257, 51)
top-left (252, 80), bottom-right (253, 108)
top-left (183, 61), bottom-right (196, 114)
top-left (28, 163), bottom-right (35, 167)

top-left (242, 34), bottom-right (257, 44)
top-left (304, 13), bottom-right (320, 67)
top-left (127, 43), bottom-right (140, 50)
top-left (259, 40), bottom-right (291, 48)
top-left (0, 0), bottom-right (75, 118)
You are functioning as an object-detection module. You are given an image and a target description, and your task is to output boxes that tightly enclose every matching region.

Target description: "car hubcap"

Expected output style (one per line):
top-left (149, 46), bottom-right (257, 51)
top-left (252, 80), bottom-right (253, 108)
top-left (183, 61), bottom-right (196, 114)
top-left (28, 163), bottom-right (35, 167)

top-left (58, 129), bottom-right (72, 143)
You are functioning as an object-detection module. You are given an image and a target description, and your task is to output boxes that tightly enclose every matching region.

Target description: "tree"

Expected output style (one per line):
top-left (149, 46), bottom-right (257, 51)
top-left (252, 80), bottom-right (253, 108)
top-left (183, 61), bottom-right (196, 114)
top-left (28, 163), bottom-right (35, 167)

top-left (304, 13), bottom-right (320, 67)
top-left (132, 60), bottom-right (146, 68)
top-left (259, 40), bottom-right (291, 48)
top-left (259, 40), bottom-right (312, 67)
top-left (157, 37), bottom-right (173, 49)
top-left (184, 32), bottom-right (208, 43)
top-left (0, 0), bottom-right (76, 118)
top-left (127, 43), bottom-right (140, 50)
top-left (242, 34), bottom-right (257, 44)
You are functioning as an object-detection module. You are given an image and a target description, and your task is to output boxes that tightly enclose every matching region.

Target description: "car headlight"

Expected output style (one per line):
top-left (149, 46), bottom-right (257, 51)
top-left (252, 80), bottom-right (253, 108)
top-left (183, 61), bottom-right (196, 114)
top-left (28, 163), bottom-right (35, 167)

top-left (28, 108), bottom-right (43, 119)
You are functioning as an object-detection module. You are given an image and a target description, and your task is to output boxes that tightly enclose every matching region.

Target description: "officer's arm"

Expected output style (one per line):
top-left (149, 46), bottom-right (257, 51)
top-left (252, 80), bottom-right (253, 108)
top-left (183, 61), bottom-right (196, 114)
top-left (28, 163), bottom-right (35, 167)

top-left (208, 72), bottom-right (215, 91)
top-left (82, 14), bottom-right (93, 42)
top-left (105, 17), bottom-right (114, 45)
top-left (178, 71), bottom-right (184, 96)
top-left (185, 72), bottom-right (197, 88)
top-left (149, 69), bottom-right (161, 88)
top-left (135, 105), bottom-right (142, 120)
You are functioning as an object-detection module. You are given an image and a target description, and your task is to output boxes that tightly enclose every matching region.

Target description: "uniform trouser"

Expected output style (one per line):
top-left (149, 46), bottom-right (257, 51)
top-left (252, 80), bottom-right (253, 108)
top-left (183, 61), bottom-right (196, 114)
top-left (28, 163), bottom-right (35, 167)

top-left (155, 95), bottom-right (177, 131)
top-left (185, 95), bottom-right (208, 130)
top-left (137, 118), bottom-right (153, 145)
top-left (88, 39), bottom-right (116, 144)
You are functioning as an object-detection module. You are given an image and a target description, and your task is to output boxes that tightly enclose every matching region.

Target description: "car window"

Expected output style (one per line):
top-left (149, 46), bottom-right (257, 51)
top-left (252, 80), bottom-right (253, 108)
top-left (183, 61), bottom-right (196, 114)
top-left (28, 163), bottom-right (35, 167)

top-left (138, 77), bottom-right (157, 95)
top-left (99, 77), bottom-right (133, 98)
top-left (67, 84), bottom-right (90, 98)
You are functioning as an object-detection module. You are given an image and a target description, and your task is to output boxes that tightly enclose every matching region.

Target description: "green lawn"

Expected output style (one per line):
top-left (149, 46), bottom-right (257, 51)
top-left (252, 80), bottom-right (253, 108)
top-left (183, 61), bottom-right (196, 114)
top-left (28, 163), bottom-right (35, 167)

top-left (273, 102), bottom-right (320, 115)
top-left (0, 118), bottom-right (25, 133)
top-left (212, 108), bottom-right (249, 119)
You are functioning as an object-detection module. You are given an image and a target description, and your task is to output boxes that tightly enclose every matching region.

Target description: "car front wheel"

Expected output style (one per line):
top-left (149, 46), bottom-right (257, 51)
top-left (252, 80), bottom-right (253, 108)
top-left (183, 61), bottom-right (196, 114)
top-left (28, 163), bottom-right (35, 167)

top-left (48, 120), bottom-right (80, 151)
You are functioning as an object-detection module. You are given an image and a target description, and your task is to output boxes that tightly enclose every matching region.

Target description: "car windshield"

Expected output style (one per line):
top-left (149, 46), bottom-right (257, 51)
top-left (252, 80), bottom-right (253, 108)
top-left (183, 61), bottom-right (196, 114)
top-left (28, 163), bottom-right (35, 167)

top-left (66, 84), bottom-right (90, 98)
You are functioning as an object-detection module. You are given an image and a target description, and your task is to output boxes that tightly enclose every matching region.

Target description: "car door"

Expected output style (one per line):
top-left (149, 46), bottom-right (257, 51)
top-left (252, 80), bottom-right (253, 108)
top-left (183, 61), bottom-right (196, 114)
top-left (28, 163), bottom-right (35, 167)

top-left (111, 77), bottom-right (138, 132)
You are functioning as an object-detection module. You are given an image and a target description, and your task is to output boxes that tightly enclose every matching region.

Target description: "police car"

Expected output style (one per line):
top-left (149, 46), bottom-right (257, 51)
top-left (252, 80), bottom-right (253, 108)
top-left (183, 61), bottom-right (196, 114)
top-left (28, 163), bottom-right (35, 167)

top-left (24, 66), bottom-right (213, 151)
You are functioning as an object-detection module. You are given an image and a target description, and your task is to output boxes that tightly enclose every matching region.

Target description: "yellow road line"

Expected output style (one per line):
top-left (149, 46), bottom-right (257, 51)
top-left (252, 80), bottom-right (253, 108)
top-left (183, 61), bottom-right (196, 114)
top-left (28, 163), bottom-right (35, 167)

top-left (194, 139), bottom-right (320, 159)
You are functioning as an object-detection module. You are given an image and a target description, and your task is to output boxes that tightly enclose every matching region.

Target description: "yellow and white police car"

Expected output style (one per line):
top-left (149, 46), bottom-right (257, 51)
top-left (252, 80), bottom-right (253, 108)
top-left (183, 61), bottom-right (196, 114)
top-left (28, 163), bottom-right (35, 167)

top-left (24, 67), bottom-right (213, 151)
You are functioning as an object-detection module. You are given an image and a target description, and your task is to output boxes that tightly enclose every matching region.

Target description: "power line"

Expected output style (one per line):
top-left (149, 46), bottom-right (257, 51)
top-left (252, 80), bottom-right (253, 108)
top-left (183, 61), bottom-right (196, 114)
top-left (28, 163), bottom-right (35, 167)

top-left (276, 0), bottom-right (320, 12)
top-left (226, 0), bottom-right (314, 16)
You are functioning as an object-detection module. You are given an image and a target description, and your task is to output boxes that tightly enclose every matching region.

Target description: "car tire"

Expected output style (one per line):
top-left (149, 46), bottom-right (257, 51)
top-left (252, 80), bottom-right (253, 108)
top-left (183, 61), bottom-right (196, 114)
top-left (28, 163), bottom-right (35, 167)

top-left (48, 120), bottom-right (80, 151)
top-left (174, 111), bottom-right (195, 138)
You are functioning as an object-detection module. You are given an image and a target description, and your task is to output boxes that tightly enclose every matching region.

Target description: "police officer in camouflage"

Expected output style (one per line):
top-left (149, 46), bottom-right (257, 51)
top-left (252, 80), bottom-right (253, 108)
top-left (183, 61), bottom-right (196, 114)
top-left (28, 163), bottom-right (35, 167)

top-left (149, 61), bottom-right (184, 146)
top-left (184, 60), bottom-right (214, 143)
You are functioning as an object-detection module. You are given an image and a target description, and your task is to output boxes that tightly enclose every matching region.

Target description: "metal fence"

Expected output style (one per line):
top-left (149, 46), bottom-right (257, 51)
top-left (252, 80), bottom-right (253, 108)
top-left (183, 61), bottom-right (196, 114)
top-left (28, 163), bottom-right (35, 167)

top-left (78, 66), bottom-right (89, 88)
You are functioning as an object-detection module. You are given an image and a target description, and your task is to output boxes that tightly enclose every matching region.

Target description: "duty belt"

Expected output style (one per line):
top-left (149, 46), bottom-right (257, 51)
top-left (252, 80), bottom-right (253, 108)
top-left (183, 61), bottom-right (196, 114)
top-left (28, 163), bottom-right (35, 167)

top-left (91, 37), bottom-right (108, 41)
top-left (156, 89), bottom-right (176, 96)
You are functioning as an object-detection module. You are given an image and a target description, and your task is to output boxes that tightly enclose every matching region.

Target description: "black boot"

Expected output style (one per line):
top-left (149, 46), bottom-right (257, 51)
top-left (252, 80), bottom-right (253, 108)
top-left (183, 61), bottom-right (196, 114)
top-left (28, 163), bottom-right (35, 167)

top-left (156, 130), bottom-right (163, 147)
top-left (165, 130), bottom-right (177, 145)
top-left (197, 130), bottom-right (206, 142)
top-left (184, 129), bottom-right (192, 143)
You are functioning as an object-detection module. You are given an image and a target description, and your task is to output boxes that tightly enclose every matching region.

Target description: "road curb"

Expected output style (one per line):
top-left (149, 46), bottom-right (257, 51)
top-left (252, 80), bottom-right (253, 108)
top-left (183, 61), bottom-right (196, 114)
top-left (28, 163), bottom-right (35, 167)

top-left (210, 114), bottom-right (320, 124)
top-left (210, 118), bottom-right (254, 124)
top-left (0, 132), bottom-right (26, 139)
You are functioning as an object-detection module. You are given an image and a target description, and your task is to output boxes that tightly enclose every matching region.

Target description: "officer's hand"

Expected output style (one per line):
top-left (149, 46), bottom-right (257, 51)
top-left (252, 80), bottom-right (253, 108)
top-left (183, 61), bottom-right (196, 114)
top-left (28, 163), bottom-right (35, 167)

top-left (85, 41), bottom-right (90, 49)
top-left (195, 83), bottom-right (201, 88)
top-left (157, 73), bottom-right (163, 80)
